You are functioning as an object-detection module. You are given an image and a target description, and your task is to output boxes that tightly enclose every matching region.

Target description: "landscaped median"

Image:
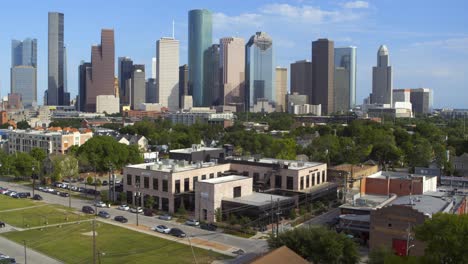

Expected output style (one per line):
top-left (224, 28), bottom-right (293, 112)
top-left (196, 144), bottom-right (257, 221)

top-left (1, 222), bottom-right (229, 264)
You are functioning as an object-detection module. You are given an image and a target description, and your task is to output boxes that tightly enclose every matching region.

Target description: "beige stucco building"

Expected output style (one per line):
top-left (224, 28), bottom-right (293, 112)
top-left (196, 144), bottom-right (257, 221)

top-left (275, 67), bottom-right (287, 112)
top-left (220, 37), bottom-right (245, 106)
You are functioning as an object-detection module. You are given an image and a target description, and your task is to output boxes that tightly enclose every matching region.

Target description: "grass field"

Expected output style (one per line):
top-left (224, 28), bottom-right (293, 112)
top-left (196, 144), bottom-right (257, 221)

top-left (0, 195), bottom-right (38, 211)
top-left (0, 204), bottom-right (92, 228)
top-left (2, 222), bottom-right (229, 264)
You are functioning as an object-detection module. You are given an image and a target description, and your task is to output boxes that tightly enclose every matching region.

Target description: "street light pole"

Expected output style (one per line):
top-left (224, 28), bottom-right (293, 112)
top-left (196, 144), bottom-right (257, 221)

top-left (94, 167), bottom-right (98, 216)
top-left (134, 183), bottom-right (141, 226)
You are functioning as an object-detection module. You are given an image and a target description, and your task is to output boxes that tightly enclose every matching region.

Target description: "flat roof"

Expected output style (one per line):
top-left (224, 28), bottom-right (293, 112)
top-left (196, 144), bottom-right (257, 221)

top-left (126, 160), bottom-right (223, 173)
top-left (223, 192), bottom-right (293, 207)
top-left (367, 171), bottom-right (437, 180)
top-left (199, 175), bottom-right (248, 184)
top-left (340, 194), bottom-right (395, 210)
top-left (228, 157), bottom-right (324, 170)
top-left (390, 195), bottom-right (451, 215)
top-left (170, 146), bottom-right (223, 154)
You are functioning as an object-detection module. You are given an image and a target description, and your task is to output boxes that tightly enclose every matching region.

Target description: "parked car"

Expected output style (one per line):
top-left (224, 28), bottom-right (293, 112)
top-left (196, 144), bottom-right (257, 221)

top-left (32, 194), bottom-right (43, 200)
top-left (154, 225), bottom-right (171, 234)
top-left (98, 211), bottom-right (110, 219)
top-left (8, 192), bottom-right (17, 197)
top-left (0, 253), bottom-right (16, 263)
top-left (200, 223), bottom-right (217, 231)
top-left (169, 228), bottom-right (186, 238)
top-left (59, 192), bottom-right (69, 197)
top-left (185, 219), bottom-right (200, 226)
top-left (117, 204), bottom-right (130, 211)
top-left (143, 208), bottom-right (154, 216)
top-left (114, 216), bottom-right (128, 223)
top-left (82, 206), bottom-right (95, 214)
top-left (95, 201), bottom-right (108, 208)
top-left (158, 214), bottom-right (172, 221)
top-left (0, 189), bottom-right (9, 194)
top-left (130, 207), bottom-right (143, 214)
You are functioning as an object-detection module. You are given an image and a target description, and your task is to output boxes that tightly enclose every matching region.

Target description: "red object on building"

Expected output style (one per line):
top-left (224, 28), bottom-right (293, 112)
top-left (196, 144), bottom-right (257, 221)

top-left (392, 239), bottom-right (407, 256)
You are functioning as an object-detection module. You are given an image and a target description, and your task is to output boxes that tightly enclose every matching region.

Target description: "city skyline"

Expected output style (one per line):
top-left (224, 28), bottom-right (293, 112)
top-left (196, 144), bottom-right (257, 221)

top-left (0, 1), bottom-right (466, 108)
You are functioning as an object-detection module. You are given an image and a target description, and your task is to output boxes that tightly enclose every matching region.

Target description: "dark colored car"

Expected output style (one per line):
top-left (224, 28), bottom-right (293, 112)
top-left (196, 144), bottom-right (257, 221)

top-left (32, 194), bottom-right (43, 200)
top-left (169, 228), bottom-right (186, 238)
top-left (143, 208), bottom-right (154, 216)
top-left (82, 206), bottom-right (95, 214)
top-left (114, 216), bottom-right (128, 223)
top-left (102, 181), bottom-right (108, 186)
top-left (19, 192), bottom-right (31, 198)
top-left (200, 223), bottom-right (217, 231)
top-left (98, 211), bottom-right (110, 218)
top-left (59, 192), bottom-right (70, 197)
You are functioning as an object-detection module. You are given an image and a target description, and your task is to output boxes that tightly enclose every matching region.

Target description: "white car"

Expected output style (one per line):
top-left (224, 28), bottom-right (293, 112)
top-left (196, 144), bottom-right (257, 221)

top-left (154, 225), bottom-right (171, 234)
top-left (130, 207), bottom-right (143, 213)
top-left (8, 191), bottom-right (17, 197)
top-left (117, 204), bottom-right (130, 211)
top-left (185, 219), bottom-right (200, 226)
top-left (95, 201), bottom-right (108, 208)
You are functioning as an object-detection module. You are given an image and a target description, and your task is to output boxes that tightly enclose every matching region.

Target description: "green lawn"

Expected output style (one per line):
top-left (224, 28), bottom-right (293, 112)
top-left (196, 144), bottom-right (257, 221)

top-left (0, 195), bottom-right (38, 211)
top-left (2, 222), bottom-right (229, 264)
top-left (0, 204), bottom-right (92, 228)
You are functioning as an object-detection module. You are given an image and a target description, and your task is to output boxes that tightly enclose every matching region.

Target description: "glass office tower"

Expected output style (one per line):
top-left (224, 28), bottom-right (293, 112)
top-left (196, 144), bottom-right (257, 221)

top-left (245, 32), bottom-right (275, 111)
top-left (188, 9), bottom-right (212, 106)
top-left (334, 46), bottom-right (356, 108)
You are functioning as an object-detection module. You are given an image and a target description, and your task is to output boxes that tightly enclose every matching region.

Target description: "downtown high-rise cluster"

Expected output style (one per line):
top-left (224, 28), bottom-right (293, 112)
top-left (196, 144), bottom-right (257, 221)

top-left (5, 9), bottom-right (432, 116)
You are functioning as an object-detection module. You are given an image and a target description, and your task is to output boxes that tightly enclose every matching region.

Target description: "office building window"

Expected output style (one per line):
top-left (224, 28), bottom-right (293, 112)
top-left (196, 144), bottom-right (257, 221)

top-left (193, 177), bottom-right (198, 190)
top-left (300, 177), bottom-right (304, 190)
top-left (306, 175), bottom-right (310, 188)
top-left (275, 175), bottom-right (282, 188)
top-left (144, 177), bottom-right (149, 188)
top-left (203, 209), bottom-right (208, 221)
top-left (202, 174), bottom-right (206, 180)
top-left (184, 178), bottom-right (189, 192)
top-left (153, 178), bottom-right (158, 190)
top-left (175, 180), bottom-right (180, 193)
top-left (253, 173), bottom-right (259, 183)
top-left (233, 186), bottom-right (241, 198)
top-left (287, 176), bottom-right (294, 190)
top-left (317, 172), bottom-right (321, 184)
top-left (209, 173), bottom-right (214, 179)
top-left (312, 173), bottom-right (316, 186)
top-left (162, 180), bottom-right (168, 192)
top-left (135, 176), bottom-right (141, 186)
top-left (127, 174), bottom-right (132, 186)
top-left (322, 171), bottom-right (325, 183)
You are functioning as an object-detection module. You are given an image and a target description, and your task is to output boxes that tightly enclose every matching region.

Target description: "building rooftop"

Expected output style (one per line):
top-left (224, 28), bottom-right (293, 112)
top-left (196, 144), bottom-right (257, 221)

top-left (390, 195), bottom-right (453, 216)
top-left (170, 145), bottom-right (223, 154)
top-left (367, 171), bottom-right (437, 180)
top-left (126, 160), bottom-right (222, 173)
top-left (199, 175), bottom-right (248, 184)
top-left (223, 192), bottom-right (293, 207)
top-left (340, 194), bottom-right (396, 210)
top-left (227, 157), bottom-right (324, 170)
top-left (329, 163), bottom-right (377, 173)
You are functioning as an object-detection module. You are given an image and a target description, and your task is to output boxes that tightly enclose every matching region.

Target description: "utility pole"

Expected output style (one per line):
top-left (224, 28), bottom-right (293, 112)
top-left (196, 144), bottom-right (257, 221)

top-left (23, 240), bottom-right (27, 264)
top-left (94, 167), bottom-right (98, 216)
top-left (93, 219), bottom-right (97, 264)
top-left (276, 198), bottom-right (280, 237)
top-left (134, 183), bottom-right (141, 226)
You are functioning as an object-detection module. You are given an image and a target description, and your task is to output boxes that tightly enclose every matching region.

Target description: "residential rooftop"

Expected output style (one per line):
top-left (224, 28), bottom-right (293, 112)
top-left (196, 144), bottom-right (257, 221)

top-left (199, 175), bottom-right (248, 184)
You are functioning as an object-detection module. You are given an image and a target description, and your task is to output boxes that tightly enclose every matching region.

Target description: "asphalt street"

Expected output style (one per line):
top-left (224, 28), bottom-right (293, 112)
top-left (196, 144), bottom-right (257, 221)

top-left (0, 181), bottom-right (268, 256)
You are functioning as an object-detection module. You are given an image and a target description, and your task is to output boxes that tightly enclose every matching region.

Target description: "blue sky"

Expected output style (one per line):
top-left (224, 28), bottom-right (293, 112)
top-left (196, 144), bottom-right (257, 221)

top-left (0, 0), bottom-right (467, 108)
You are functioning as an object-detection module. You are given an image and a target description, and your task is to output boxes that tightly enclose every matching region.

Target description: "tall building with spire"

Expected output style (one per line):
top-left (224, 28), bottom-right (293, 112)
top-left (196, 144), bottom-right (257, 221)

top-left (188, 9), bottom-right (212, 106)
top-left (371, 45), bottom-right (393, 105)
top-left (47, 12), bottom-right (65, 105)
top-left (85, 29), bottom-right (115, 112)
top-left (245, 32), bottom-right (275, 111)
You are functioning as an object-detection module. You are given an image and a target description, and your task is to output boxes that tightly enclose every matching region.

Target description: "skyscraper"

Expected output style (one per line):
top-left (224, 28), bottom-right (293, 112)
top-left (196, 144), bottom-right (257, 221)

top-left (118, 57), bottom-right (134, 105)
top-left (220, 37), bottom-right (245, 106)
top-left (333, 67), bottom-right (350, 112)
top-left (152, 57), bottom-right (157, 79)
top-left (204, 44), bottom-right (221, 105)
top-left (188, 9), bottom-right (212, 106)
top-left (410, 88), bottom-right (433, 114)
top-left (371, 45), bottom-right (392, 105)
top-left (290, 60), bottom-right (312, 103)
top-left (146, 78), bottom-right (157, 103)
top-left (275, 67), bottom-right (287, 112)
top-left (85, 29), bottom-right (115, 112)
top-left (179, 64), bottom-right (189, 107)
top-left (48, 12), bottom-right (65, 105)
top-left (334, 47), bottom-right (356, 108)
top-left (130, 67), bottom-right (146, 109)
top-left (246, 32), bottom-right (275, 111)
top-left (312, 39), bottom-right (334, 115)
top-left (78, 61), bottom-right (91, 111)
top-left (157, 37), bottom-right (179, 111)
top-left (10, 38), bottom-right (37, 107)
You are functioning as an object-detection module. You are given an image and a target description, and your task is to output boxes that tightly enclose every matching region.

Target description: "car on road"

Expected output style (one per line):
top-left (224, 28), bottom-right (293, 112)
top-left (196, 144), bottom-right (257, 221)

top-left (98, 211), bottom-right (110, 219)
top-left (8, 191), bottom-right (17, 197)
top-left (82, 206), bottom-right (95, 214)
top-left (44, 188), bottom-right (55, 193)
top-left (114, 216), bottom-right (128, 223)
top-left (32, 194), bottom-right (43, 200)
top-left (154, 225), bottom-right (171, 234)
top-left (232, 249), bottom-right (245, 255)
top-left (185, 219), bottom-right (200, 226)
top-left (102, 180), bottom-right (108, 186)
top-left (130, 207), bottom-right (143, 213)
top-left (169, 228), bottom-right (186, 238)
top-left (117, 204), bottom-right (130, 211)
top-left (158, 214), bottom-right (172, 221)
top-left (200, 223), bottom-right (217, 231)
top-left (59, 192), bottom-right (70, 197)
top-left (95, 201), bottom-right (108, 208)
top-left (0, 253), bottom-right (16, 263)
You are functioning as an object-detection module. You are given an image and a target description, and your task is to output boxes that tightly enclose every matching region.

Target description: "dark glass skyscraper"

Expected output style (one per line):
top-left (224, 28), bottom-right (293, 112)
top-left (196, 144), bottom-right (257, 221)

top-left (204, 44), bottom-right (221, 105)
top-left (188, 9), bottom-right (212, 106)
top-left (78, 61), bottom-right (91, 111)
top-left (47, 12), bottom-right (65, 105)
top-left (118, 57), bottom-right (134, 105)
top-left (179, 64), bottom-right (189, 107)
top-left (246, 32), bottom-right (275, 111)
top-left (312, 38), bottom-right (334, 115)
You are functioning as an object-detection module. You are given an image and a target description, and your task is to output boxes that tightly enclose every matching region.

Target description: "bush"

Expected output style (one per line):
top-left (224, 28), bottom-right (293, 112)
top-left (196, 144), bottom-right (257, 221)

top-left (86, 176), bottom-right (93, 185)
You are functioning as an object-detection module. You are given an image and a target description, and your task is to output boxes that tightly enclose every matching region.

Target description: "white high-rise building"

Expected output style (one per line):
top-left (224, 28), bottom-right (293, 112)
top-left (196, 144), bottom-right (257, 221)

top-left (157, 37), bottom-right (179, 111)
top-left (371, 45), bottom-right (393, 105)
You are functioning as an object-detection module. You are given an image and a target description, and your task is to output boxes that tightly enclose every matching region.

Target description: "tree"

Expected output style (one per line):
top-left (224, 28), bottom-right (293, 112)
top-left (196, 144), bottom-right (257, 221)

top-left (268, 226), bottom-right (359, 264)
top-left (13, 152), bottom-right (35, 178)
top-left (119, 192), bottom-right (127, 205)
top-left (51, 155), bottom-right (79, 182)
top-left (145, 196), bottom-right (155, 209)
top-left (415, 213), bottom-right (468, 264)
top-left (30, 148), bottom-right (47, 163)
top-left (215, 208), bottom-right (222, 222)
top-left (100, 190), bottom-right (109, 203)
top-left (86, 176), bottom-right (93, 185)
top-left (17, 120), bottom-right (31, 129)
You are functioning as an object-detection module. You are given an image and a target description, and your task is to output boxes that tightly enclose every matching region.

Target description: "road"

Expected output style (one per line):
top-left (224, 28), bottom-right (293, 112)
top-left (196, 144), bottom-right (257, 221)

top-left (302, 208), bottom-right (340, 226)
top-left (0, 181), bottom-right (268, 255)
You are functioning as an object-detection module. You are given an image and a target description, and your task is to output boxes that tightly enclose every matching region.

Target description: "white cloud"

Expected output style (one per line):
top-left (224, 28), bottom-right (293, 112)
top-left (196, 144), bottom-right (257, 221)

top-left (411, 37), bottom-right (468, 53)
top-left (342, 1), bottom-right (369, 9)
top-left (212, 12), bottom-right (263, 32)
